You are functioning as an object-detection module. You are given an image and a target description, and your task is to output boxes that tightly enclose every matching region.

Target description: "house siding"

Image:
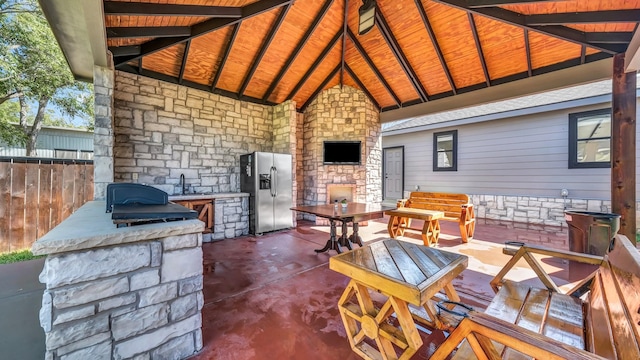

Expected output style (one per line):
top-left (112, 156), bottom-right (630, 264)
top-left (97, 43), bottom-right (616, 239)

top-left (383, 100), bottom-right (640, 201)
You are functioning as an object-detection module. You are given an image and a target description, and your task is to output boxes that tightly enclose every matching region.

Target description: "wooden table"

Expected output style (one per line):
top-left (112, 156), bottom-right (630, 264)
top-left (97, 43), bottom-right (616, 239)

top-left (330, 239), bottom-right (468, 360)
top-left (291, 203), bottom-right (395, 254)
top-left (386, 208), bottom-right (444, 246)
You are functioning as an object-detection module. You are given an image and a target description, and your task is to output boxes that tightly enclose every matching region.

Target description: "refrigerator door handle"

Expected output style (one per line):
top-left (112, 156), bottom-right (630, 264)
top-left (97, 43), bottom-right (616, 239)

top-left (272, 166), bottom-right (278, 197)
top-left (270, 166), bottom-right (276, 197)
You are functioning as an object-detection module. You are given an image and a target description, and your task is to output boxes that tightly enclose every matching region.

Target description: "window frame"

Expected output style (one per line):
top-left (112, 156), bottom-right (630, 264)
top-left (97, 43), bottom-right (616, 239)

top-left (568, 108), bottom-right (611, 169)
top-left (433, 130), bottom-right (458, 172)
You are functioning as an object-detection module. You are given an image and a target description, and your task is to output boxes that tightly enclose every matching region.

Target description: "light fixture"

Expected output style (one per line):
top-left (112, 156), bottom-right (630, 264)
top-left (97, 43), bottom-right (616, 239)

top-left (358, 0), bottom-right (376, 35)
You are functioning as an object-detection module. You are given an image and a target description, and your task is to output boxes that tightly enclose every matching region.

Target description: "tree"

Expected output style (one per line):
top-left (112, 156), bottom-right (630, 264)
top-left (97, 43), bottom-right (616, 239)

top-left (0, 0), bottom-right (93, 156)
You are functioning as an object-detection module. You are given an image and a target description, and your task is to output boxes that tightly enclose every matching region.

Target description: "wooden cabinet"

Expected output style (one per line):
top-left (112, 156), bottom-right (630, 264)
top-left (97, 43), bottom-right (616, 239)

top-left (173, 199), bottom-right (213, 233)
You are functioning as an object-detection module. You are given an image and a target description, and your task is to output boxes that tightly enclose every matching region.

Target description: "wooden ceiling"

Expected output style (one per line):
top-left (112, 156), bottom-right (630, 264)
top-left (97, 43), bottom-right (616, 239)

top-left (104, 0), bottom-right (640, 113)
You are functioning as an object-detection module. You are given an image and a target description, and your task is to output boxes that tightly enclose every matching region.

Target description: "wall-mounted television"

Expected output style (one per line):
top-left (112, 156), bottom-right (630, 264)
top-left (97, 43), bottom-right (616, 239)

top-left (323, 141), bottom-right (361, 165)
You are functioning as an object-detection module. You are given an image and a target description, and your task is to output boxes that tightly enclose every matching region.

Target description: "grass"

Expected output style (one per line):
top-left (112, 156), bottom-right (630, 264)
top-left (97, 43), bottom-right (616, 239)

top-left (0, 250), bottom-right (44, 265)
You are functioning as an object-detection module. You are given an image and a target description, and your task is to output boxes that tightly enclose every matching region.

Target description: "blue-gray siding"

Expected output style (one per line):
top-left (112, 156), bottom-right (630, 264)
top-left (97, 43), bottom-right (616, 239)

top-left (382, 100), bottom-right (640, 200)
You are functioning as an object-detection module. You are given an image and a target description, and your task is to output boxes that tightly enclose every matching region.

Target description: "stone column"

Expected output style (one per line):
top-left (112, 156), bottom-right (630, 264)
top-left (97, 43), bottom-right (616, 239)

top-left (93, 55), bottom-right (115, 200)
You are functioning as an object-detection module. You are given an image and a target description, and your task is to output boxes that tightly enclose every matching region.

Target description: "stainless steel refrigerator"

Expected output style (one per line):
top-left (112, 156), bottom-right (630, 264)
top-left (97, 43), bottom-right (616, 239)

top-left (240, 152), bottom-right (293, 234)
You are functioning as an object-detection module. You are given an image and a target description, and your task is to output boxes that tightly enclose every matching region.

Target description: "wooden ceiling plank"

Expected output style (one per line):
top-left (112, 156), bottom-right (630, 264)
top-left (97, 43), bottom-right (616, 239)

top-left (103, 2), bottom-right (242, 18)
top-left (345, 64), bottom-right (380, 109)
top-left (238, 5), bottom-right (292, 97)
top-left (178, 40), bottom-right (191, 85)
top-left (414, 0), bottom-right (457, 94)
top-left (433, 0), bottom-right (623, 54)
top-left (211, 24), bottom-right (240, 91)
top-left (261, 0), bottom-right (334, 101)
top-left (300, 65), bottom-right (340, 112)
top-left (527, 10), bottom-right (640, 26)
top-left (106, 26), bottom-right (191, 39)
top-left (113, 0), bottom-right (292, 67)
top-left (340, 0), bottom-right (349, 86)
top-left (468, 0), bottom-right (561, 7)
top-left (375, 10), bottom-right (429, 102)
top-left (347, 28), bottom-right (400, 106)
top-left (286, 30), bottom-right (342, 100)
top-left (467, 13), bottom-right (490, 86)
top-left (524, 29), bottom-right (532, 76)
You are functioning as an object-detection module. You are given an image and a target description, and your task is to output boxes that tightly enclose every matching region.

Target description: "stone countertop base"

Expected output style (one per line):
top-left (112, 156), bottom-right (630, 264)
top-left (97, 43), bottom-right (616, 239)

top-left (168, 192), bottom-right (249, 201)
top-left (31, 201), bottom-right (204, 256)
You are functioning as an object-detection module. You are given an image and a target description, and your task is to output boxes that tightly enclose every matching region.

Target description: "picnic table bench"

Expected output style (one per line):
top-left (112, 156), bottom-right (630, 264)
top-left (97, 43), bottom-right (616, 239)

top-left (386, 192), bottom-right (475, 244)
top-left (431, 234), bottom-right (640, 360)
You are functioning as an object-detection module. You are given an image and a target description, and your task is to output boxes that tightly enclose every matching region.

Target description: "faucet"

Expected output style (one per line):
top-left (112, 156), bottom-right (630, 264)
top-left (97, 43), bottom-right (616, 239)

top-left (180, 173), bottom-right (186, 195)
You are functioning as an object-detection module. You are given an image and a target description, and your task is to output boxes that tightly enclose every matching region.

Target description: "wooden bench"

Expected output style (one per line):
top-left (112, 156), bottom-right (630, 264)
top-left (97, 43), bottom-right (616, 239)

top-left (431, 234), bottom-right (640, 360)
top-left (386, 191), bottom-right (475, 243)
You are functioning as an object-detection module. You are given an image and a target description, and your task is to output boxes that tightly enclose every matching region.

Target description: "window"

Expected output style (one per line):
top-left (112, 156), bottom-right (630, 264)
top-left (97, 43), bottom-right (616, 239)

top-left (569, 109), bottom-right (611, 169)
top-left (433, 130), bottom-right (457, 171)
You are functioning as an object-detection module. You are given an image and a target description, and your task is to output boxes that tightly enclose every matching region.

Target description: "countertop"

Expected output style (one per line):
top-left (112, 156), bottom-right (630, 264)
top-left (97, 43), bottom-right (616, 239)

top-left (31, 201), bottom-right (204, 256)
top-left (169, 192), bottom-right (249, 201)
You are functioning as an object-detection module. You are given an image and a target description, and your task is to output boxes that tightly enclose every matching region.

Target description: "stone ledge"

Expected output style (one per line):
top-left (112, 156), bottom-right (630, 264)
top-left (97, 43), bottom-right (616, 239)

top-left (168, 192), bottom-right (249, 201)
top-left (32, 201), bottom-right (204, 256)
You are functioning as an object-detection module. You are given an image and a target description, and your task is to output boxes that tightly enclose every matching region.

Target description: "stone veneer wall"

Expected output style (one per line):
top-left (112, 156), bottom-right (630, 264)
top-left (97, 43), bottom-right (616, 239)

top-left (214, 197), bottom-right (249, 240)
top-left (405, 190), bottom-right (617, 227)
top-left (295, 112), bottom-right (305, 219)
top-left (112, 71), bottom-right (273, 195)
top-left (301, 85), bottom-right (382, 217)
top-left (93, 63), bottom-right (115, 200)
top-left (38, 229), bottom-right (204, 359)
top-left (271, 100), bottom-right (298, 227)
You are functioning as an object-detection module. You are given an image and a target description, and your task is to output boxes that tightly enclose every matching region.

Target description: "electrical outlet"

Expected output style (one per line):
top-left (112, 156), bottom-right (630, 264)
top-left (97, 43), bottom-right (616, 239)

top-left (132, 173), bottom-right (138, 181)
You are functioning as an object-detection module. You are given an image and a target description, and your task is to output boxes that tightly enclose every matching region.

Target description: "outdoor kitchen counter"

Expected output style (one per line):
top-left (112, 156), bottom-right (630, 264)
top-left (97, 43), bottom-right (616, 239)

top-left (31, 200), bottom-right (204, 256)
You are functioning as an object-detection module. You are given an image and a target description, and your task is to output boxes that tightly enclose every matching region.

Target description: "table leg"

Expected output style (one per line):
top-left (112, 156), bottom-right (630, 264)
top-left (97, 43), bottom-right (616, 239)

top-left (337, 280), bottom-right (422, 360)
top-left (416, 282), bottom-right (463, 332)
top-left (315, 219), bottom-right (342, 254)
top-left (387, 215), bottom-right (399, 238)
top-left (349, 222), bottom-right (363, 247)
top-left (339, 220), bottom-right (353, 250)
top-left (421, 219), bottom-right (441, 247)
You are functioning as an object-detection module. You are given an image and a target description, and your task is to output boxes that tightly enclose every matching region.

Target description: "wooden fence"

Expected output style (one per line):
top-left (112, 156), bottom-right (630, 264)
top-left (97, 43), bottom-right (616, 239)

top-left (0, 157), bottom-right (94, 253)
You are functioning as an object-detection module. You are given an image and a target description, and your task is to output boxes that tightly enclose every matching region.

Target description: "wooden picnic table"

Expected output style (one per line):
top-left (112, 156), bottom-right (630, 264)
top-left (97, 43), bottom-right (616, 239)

top-left (330, 239), bottom-right (468, 360)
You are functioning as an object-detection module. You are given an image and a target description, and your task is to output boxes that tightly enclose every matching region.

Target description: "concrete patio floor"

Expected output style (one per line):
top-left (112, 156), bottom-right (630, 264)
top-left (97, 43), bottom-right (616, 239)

top-left (192, 217), bottom-right (591, 360)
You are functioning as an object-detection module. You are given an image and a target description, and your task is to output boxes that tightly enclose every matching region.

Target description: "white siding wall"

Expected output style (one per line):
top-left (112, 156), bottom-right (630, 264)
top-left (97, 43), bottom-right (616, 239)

top-left (383, 99), bottom-right (640, 201)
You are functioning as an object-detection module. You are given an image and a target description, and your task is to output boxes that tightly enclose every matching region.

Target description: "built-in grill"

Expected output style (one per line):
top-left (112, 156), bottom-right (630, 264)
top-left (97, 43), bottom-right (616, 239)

top-left (106, 183), bottom-right (197, 227)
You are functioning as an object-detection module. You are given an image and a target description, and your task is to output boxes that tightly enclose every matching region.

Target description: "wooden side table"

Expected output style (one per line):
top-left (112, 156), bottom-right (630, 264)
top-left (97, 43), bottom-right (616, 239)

top-left (330, 239), bottom-right (468, 360)
top-left (386, 208), bottom-right (444, 246)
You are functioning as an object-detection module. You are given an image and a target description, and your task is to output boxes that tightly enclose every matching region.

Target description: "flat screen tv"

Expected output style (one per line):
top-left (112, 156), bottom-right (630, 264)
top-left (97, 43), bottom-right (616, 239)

top-left (323, 141), bottom-right (361, 165)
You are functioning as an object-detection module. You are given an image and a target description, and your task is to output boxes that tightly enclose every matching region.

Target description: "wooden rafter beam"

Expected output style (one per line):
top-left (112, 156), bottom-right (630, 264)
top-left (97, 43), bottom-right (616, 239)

top-left (261, 0), bottom-right (334, 102)
top-left (434, 0), bottom-right (625, 55)
top-left (109, 45), bottom-right (141, 57)
top-left (103, 2), bottom-right (242, 17)
top-left (178, 40), bottom-right (191, 84)
top-left (524, 29), bottom-right (532, 77)
top-left (238, 5), bottom-right (291, 97)
top-left (467, 13), bottom-right (490, 87)
top-left (527, 10), bottom-right (640, 26)
top-left (344, 64), bottom-right (379, 109)
top-left (300, 65), bottom-right (340, 112)
top-left (286, 30), bottom-right (343, 100)
top-left (113, 0), bottom-right (292, 67)
top-left (468, 0), bottom-right (564, 7)
top-left (340, 0), bottom-right (349, 86)
top-left (414, 0), bottom-right (456, 94)
top-left (585, 32), bottom-right (634, 44)
top-left (106, 26), bottom-right (190, 39)
top-left (211, 24), bottom-right (240, 91)
top-left (347, 28), bottom-right (401, 106)
top-left (375, 10), bottom-right (429, 102)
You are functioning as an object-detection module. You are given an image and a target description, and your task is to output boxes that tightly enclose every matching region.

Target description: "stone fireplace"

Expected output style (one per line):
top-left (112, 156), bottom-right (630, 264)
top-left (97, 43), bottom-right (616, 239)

top-left (298, 85), bottom-right (382, 223)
